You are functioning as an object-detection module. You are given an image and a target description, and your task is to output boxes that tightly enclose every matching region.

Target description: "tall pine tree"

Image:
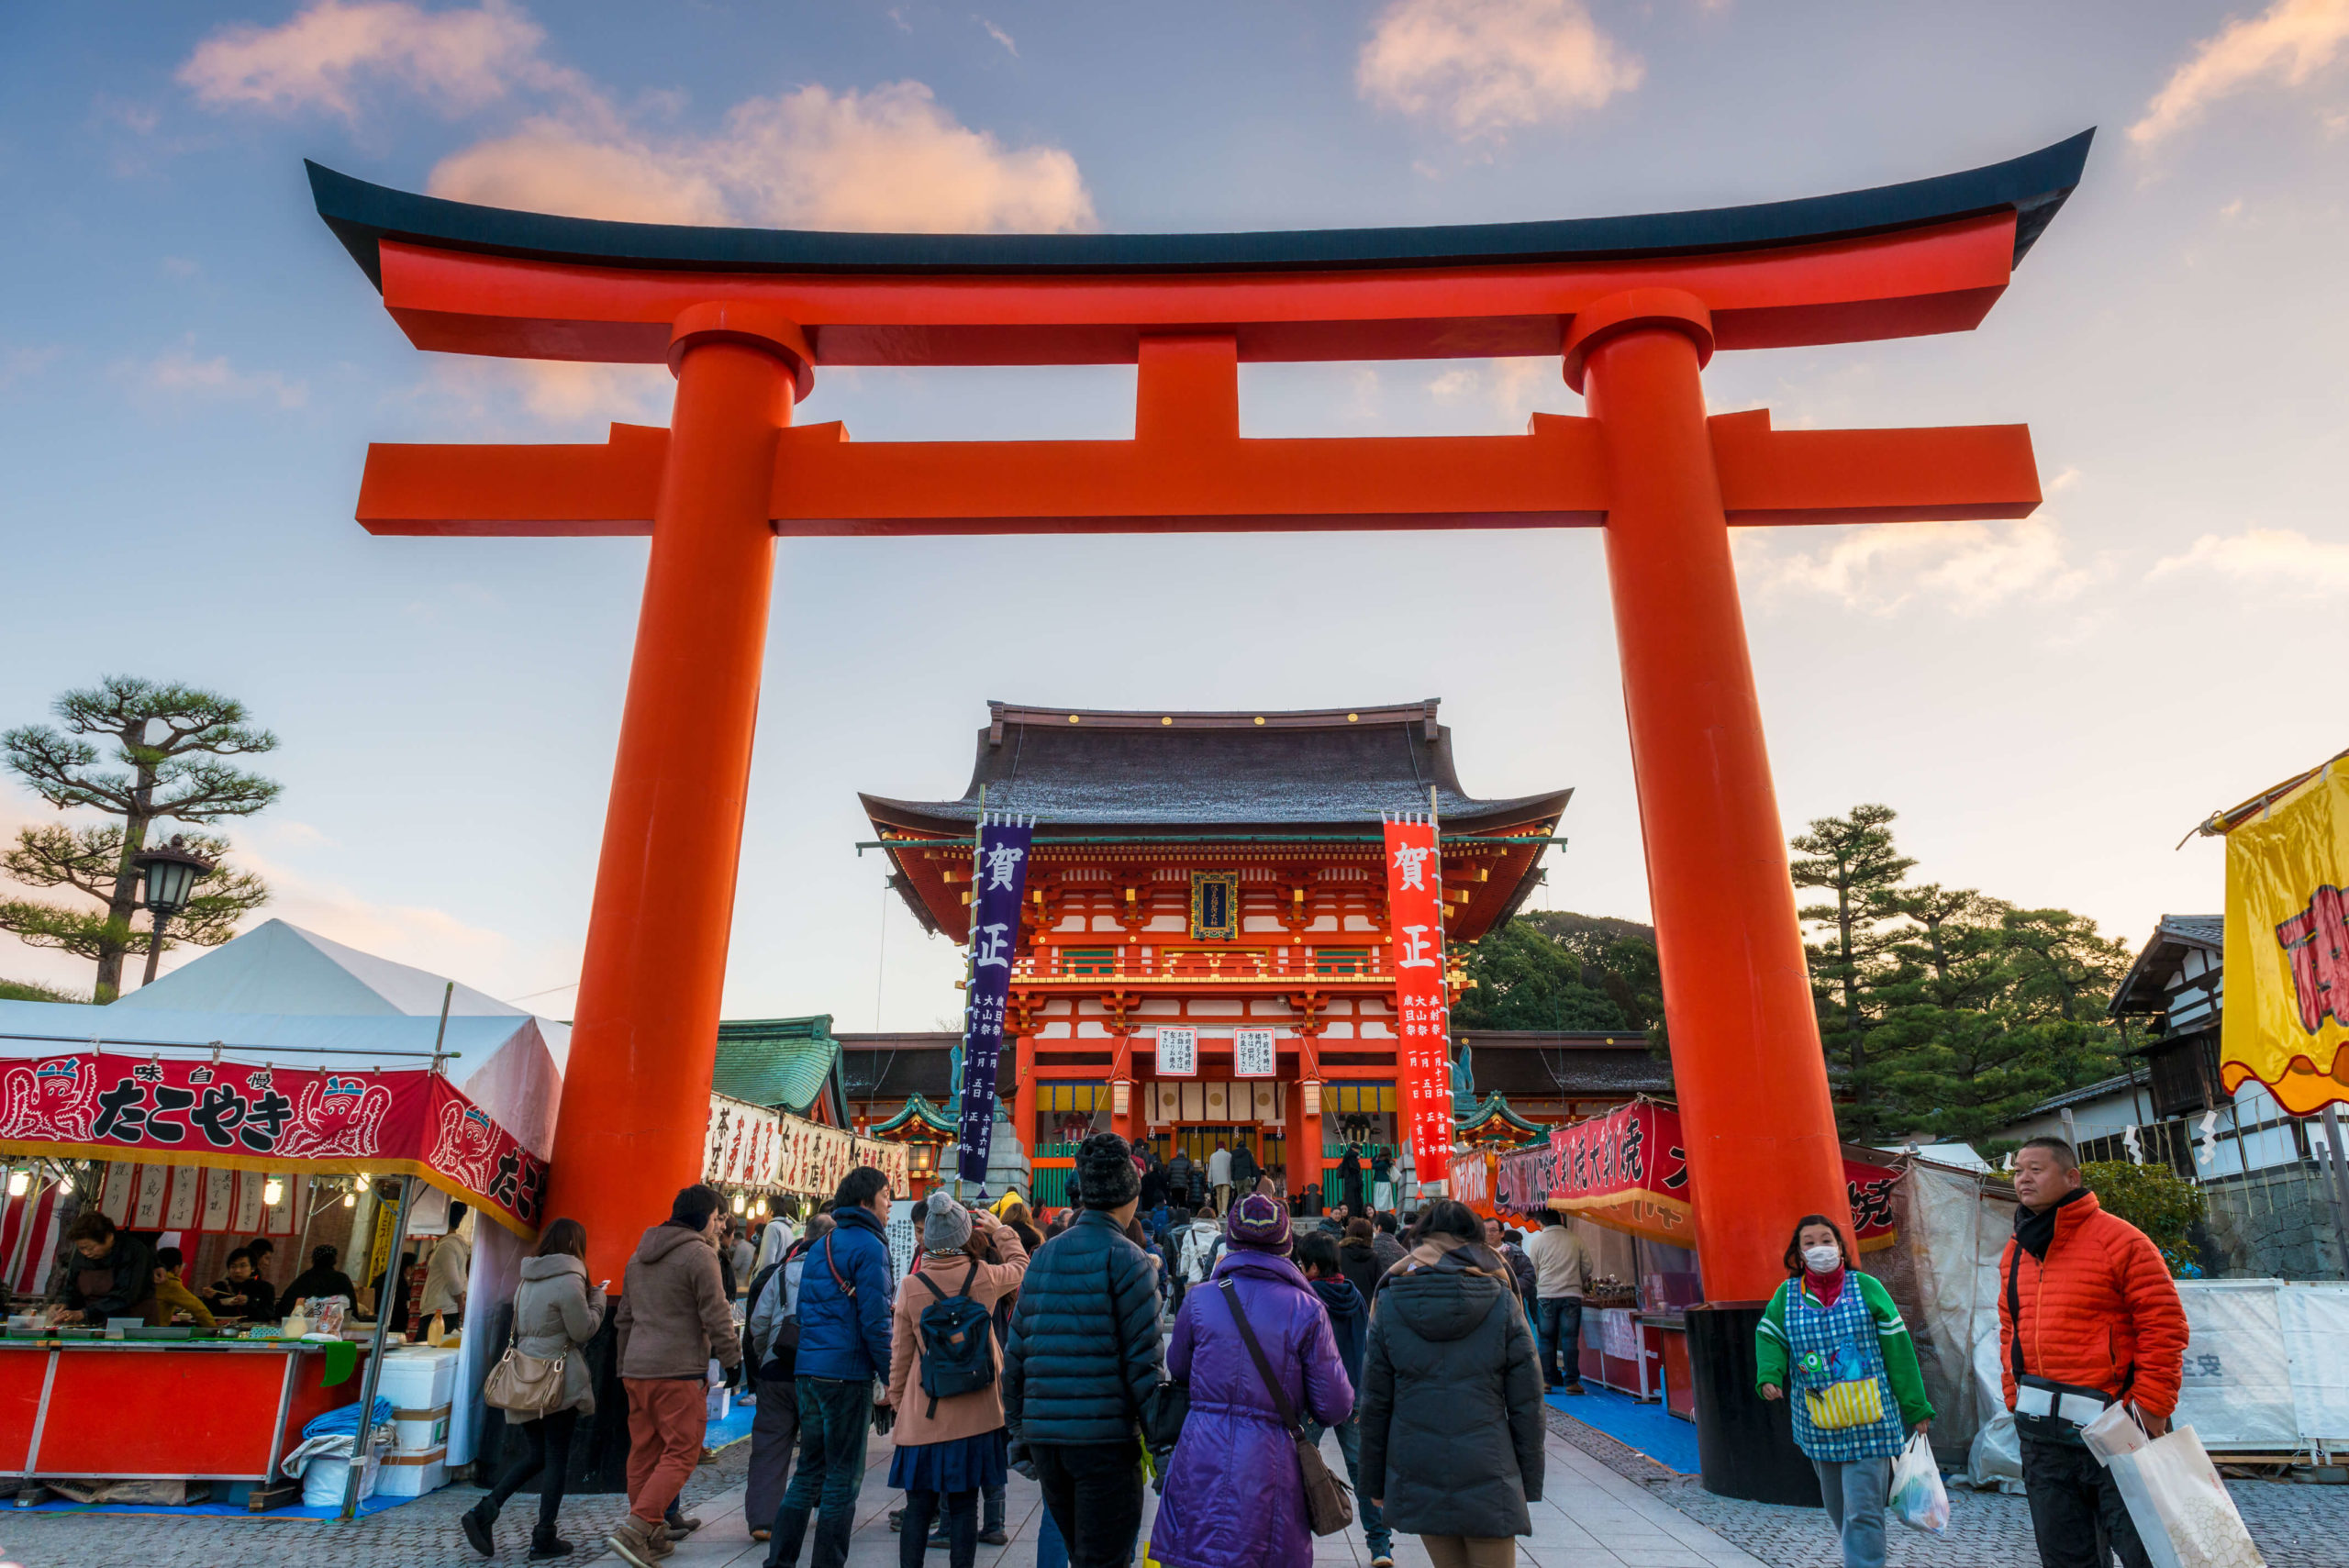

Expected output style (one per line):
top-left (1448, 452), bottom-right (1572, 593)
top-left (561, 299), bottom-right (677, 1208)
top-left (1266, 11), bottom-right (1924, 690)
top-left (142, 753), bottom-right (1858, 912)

top-left (1790, 805), bottom-right (1914, 1139)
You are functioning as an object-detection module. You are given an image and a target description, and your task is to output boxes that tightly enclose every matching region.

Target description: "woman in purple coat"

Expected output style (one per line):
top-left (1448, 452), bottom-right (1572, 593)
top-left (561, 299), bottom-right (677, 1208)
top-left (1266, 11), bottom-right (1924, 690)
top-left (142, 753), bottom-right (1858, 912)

top-left (1151, 1195), bottom-right (1354, 1568)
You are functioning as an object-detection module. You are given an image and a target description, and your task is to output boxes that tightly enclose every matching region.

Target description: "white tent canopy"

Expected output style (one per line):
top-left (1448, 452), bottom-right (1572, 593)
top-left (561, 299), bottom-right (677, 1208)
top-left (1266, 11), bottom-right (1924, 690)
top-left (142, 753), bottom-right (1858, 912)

top-left (0, 920), bottom-right (572, 1472)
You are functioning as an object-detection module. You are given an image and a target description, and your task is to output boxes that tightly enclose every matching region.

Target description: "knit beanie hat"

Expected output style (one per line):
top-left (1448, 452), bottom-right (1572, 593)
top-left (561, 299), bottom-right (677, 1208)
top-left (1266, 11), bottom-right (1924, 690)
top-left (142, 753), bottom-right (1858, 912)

top-left (1076, 1132), bottom-right (1141, 1209)
top-left (922, 1190), bottom-right (973, 1252)
top-left (1226, 1192), bottom-right (1292, 1251)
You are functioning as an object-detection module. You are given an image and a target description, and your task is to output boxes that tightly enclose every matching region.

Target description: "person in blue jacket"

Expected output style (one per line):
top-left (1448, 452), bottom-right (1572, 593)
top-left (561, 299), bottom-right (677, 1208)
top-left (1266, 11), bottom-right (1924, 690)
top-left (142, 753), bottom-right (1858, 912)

top-left (767, 1166), bottom-right (897, 1568)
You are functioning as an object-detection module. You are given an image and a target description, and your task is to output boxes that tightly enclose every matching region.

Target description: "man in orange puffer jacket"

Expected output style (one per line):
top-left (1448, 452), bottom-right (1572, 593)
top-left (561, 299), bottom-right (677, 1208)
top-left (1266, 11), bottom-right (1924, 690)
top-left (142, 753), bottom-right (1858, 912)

top-left (1998, 1138), bottom-right (2188, 1568)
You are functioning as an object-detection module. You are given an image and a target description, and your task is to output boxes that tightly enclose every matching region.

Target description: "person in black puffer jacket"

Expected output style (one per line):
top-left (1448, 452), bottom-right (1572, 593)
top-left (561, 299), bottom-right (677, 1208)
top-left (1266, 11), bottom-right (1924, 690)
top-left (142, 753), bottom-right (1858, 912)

top-left (1360, 1200), bottom-right (1544, 1568)
top-left (1003, 1132), bottom-right (1162, 1568)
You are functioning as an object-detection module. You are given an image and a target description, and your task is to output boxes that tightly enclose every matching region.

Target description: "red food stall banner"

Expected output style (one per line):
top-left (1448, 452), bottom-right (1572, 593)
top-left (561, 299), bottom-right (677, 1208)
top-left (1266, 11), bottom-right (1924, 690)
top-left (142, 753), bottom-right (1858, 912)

top-left (1449, 1149), bottom-right (1495, 1216)
top-left (1384, 817), bottom-right (1453, 1184)
top-left (1507, 1100), bottom-right (1901, 1252)
top-left (0, 1050), bottom-right (547, 1238)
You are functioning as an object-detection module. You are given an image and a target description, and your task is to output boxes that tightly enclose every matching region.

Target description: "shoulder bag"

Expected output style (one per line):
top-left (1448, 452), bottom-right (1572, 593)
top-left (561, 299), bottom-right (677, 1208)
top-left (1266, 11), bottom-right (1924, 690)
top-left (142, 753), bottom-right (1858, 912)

top-left (1218, 1279), bottom-right (1353, 1537)
top-left (483, 1286), bottom-right (571, 1418)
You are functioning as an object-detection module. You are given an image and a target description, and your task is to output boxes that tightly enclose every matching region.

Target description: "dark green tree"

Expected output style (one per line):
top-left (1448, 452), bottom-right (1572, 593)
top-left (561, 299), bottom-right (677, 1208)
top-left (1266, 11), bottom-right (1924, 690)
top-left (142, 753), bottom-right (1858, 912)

top-left (1452, 919), bottom-right (1630, 1031)
top-left (1, 678), bottom-right (279, 1000)
top-left (1790, 805), bottom-right (1915, 1136)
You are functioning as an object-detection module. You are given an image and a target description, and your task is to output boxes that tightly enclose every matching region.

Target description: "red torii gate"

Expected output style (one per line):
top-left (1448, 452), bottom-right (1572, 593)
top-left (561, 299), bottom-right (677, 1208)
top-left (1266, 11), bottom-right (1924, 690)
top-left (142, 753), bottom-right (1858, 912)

top-left (310, 131), bottom-right (2090, 1302)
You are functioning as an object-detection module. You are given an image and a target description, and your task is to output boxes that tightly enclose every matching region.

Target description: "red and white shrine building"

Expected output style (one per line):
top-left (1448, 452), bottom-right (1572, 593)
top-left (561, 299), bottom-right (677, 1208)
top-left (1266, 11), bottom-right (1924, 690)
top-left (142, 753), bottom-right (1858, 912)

top-left (863, 701), bottom-right (1565, 1201)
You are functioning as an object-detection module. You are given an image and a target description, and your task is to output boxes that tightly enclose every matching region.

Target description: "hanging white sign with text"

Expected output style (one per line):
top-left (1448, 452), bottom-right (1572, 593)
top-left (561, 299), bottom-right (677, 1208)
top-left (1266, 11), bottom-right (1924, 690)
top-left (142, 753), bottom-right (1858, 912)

top-left (1233, 1029), bottom-right (1277, 1078)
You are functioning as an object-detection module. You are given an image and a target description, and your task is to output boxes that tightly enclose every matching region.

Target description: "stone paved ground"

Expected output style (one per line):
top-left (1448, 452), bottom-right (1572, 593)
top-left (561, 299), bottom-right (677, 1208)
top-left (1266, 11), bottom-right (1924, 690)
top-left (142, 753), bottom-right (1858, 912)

top-left (3, 1409), bottom-right (2337, 1568)
top-left (1545, 1406), bottom-right (2349, 1568)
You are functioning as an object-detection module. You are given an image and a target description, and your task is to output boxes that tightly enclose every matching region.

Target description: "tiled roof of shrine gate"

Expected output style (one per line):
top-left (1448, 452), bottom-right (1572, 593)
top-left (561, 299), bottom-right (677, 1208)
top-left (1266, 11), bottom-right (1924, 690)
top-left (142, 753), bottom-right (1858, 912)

top-left (308, 131), bottom-right (2089, 285)
top-left (860, 701), bottom-right (1571, 836)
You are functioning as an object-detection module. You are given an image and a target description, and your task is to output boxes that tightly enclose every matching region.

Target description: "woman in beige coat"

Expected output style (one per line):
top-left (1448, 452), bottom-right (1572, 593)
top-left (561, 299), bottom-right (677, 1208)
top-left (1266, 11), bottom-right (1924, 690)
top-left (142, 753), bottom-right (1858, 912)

top-left (886, 1194), bottom-right (1030, 1568)
top-left (462, 1218), bottom-right (607, 1562)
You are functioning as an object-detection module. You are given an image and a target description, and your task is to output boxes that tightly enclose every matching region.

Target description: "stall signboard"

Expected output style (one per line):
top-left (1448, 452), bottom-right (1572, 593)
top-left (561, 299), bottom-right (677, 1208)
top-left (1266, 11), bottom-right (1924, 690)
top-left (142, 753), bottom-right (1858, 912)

top-left (1520, 1100), bottom-right (1903, 1252)
top-left (1449, 1150), bottom-right (1494, 1216)
top-left (1383, 817), bottom-right (1453, 1176)
top-left (1156, 1027), bottom-right (1197, 1077)
top-left (2221, 764), bottom-right (2349, 1114)
top-left (0, 1049), bottom-right (547, 1237)
top-left (704, 1093), bottom-right (909, 1199)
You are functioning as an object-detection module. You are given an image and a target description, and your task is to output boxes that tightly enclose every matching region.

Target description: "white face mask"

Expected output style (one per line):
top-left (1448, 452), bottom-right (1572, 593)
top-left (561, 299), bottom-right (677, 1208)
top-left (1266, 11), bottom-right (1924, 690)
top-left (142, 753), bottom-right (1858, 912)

top-left (1803, 1243), bottom-right (1842, 1273)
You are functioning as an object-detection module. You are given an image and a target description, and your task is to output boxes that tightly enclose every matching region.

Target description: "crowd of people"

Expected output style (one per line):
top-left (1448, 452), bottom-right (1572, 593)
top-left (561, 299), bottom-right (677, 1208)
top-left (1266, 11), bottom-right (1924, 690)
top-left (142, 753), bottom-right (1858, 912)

top-left (46, 1207), bottom-right (369, 1329)
top-left (451, 1127), bottom-right (2189, 1568)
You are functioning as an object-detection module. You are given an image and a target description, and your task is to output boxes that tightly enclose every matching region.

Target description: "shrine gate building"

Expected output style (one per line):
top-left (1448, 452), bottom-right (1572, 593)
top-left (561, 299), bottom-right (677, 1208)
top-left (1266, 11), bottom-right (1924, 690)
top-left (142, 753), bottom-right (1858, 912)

top-left (863, 699), bottom-right (1564, 1201)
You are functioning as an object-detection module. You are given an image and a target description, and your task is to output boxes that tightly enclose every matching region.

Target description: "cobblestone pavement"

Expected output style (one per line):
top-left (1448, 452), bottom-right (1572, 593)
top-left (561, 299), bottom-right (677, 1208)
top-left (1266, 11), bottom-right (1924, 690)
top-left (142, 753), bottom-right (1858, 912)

top-left (0, 1440), bottom-right (752, 1568)
top-left (1546, 1406), bottom-right (2349, 1568)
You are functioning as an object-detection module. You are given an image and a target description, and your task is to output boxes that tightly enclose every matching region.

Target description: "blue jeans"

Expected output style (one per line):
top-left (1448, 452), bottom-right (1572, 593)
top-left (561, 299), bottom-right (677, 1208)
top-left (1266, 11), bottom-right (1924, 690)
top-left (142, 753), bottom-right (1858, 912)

top-left (1813, 1455), bottom-right (1889, 1568)
top-left (1304, 1418), bottom-right (1390, 1559)
top-left (767, 1377), bottom-right (874, 1568)
top-left (1036, 1496), bottom-right (1068, 1568)
top-left (1535, 1297), bottom-right (1584, 1389)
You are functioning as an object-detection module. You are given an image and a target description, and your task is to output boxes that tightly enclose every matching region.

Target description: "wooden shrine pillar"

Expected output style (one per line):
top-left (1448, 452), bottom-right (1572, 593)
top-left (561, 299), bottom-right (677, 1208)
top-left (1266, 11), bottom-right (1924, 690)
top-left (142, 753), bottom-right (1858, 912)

top-left (543, 306), bottom-right (811, 1289)
top-left (1569, 290), bottom-right (1852, 1302)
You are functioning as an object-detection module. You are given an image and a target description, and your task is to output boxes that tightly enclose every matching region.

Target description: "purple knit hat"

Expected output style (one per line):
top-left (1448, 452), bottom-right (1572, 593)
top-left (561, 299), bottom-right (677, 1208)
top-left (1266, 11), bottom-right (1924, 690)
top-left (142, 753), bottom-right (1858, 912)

top-left (1225, 1193), bottom-right (1292, 1251)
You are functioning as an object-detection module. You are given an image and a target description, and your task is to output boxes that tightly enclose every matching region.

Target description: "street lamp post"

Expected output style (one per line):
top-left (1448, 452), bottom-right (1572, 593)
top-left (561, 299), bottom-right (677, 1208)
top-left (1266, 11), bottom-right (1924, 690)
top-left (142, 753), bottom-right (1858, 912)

top-left (131, 835), bottom-right (214, 988)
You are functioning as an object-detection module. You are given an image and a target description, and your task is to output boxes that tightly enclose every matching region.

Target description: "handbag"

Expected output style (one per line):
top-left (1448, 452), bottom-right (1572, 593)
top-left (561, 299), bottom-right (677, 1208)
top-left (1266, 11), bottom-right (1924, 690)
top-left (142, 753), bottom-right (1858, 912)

top-left (1218, 1280), bottom-right (1354, 1537)
top-left (482, 1296), bottom-right (570, 1418)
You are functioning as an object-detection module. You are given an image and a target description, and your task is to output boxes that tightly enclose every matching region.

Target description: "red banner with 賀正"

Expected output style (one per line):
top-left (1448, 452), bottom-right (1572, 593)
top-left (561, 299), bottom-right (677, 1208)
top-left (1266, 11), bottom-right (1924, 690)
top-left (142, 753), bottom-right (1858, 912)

top-left (1519, 1100), bottom-right (1902, 1252)
top-left (0, 1050), bottom-right (548, 1239)
top-left (1384, 817), bottom-right (1453, 1185)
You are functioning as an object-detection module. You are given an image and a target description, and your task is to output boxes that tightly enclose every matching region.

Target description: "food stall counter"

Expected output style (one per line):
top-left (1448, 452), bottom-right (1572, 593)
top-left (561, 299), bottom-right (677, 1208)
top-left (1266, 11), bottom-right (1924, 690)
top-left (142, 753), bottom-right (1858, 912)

top-left (0, 1335), bottom-right (365, 1481)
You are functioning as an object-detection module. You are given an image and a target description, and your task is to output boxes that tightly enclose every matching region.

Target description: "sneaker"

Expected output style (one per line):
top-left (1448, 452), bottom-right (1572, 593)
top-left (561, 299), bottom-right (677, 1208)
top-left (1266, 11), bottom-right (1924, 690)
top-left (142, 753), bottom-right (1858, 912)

top-left (607, 1518), bottom-right (664, 1568)
top-left (1372, 1556), bottom-right (1395, 1568)
top-left (461, 1502), bottom-right (497, 1558)
top-left (751, 1527), bottom-right (772, 1541)
top-left (1564, 1383), bottom-right (1586, 1396)
top-left (667, 1511), bottom-right (705, 1534)
top-left (979, 1529), bottom-right (1010, 1547)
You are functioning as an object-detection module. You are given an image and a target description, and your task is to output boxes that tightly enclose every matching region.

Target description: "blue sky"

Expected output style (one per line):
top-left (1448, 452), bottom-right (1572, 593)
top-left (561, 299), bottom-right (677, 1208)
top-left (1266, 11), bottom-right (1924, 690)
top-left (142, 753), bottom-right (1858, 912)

top-left (1, 0), bottom-right (2343, 1024)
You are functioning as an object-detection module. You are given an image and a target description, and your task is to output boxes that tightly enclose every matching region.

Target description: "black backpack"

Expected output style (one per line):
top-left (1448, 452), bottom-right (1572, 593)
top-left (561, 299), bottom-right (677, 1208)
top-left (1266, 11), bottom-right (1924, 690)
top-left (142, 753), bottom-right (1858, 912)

top-left (913, 1262), bottom-right (996, 1416)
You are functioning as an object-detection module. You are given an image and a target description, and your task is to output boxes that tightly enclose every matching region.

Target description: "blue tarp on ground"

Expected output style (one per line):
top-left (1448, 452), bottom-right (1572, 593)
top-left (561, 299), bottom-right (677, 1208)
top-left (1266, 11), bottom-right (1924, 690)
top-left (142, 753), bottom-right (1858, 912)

top-left (707, 1400), bottom-right (755, 1450)
top-left (1547, 1383), bottom-right (1701, 1474)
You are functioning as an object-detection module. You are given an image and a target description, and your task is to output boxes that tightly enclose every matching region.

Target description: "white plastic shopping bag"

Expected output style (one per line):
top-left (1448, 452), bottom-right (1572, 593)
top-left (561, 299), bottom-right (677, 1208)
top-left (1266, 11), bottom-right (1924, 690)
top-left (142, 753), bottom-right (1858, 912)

top-left (1888, 1431), bottom-right (1950, 1534)
top-left (2102, 1426), bottom-right (2266, 1568)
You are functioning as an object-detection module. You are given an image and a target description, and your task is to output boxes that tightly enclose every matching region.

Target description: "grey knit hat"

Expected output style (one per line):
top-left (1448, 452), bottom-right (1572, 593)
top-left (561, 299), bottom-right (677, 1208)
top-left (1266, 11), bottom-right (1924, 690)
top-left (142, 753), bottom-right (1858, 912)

top-left (923, 1189), bottom-right (974, 1251)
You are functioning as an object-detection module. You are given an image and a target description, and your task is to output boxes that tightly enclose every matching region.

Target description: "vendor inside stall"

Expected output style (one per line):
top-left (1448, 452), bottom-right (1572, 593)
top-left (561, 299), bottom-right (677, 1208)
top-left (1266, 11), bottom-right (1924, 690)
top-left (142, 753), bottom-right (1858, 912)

top-left (202, 1247), bottom-right (280, 1322)
top-left (55, 1209), bottom-right (155, 1325)
top-left (146, 1247), bottom-right (217, 1329)
top-left (279, 1244), bottom-right (359, 1314)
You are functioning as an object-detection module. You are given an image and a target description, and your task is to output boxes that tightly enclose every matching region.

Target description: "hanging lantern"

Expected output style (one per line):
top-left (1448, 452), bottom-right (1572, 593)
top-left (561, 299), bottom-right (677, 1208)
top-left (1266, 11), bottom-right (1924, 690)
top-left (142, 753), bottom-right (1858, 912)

top-left (6, 1171), bottom-right (25, 1197)
top-left (1302, 1080), bottom-right (1323, 1118)
top-left (263, 1177), bottom-right (284, 1207)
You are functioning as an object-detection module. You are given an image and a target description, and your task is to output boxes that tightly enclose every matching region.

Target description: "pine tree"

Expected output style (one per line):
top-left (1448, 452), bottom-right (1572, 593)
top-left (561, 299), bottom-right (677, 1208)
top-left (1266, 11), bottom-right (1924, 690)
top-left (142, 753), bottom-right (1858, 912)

top-left (1, 677), bottom-right (279, 1000)
top-left (1790, 805), bottom-right (1915, 1137)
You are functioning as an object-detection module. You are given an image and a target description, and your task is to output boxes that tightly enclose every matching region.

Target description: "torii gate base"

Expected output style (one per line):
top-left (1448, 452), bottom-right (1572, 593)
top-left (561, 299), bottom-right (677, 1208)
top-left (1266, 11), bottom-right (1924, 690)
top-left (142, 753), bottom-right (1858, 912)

top-left (313, 131), bottom-right (2092, 1499)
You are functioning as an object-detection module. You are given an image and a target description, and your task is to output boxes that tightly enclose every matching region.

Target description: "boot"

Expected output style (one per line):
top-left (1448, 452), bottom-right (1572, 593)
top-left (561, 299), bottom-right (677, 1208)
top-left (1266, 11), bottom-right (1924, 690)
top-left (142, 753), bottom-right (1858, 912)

top-left (607, 1517), bottom-right (662, 1568)
top-left (461, 1499), bottom-right (499, 1558)
top-left (529, 1523), bottom-right (574, 1560)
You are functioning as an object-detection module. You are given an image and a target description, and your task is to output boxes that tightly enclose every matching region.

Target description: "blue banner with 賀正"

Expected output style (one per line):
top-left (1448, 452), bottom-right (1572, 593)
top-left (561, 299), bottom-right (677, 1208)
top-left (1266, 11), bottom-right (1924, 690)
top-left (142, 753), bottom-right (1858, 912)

top-left (958, 816), bottom-right (1033, 1184)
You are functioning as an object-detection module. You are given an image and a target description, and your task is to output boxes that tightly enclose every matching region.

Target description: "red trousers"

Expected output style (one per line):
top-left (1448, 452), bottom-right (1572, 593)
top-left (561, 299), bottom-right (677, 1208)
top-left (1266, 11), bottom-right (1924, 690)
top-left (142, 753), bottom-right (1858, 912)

top-left (624, 1377), bottom-right (707, 1525)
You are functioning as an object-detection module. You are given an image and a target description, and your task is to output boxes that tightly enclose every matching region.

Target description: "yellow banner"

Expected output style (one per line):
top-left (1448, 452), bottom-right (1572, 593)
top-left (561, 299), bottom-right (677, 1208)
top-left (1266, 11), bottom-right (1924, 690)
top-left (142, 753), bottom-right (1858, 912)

top-left (2224, 765), bottom-right (2349, 1113)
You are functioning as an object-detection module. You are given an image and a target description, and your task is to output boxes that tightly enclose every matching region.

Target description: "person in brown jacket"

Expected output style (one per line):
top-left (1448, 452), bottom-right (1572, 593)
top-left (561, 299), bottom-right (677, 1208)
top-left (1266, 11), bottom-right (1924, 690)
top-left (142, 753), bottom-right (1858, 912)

top-left (610, 1184), bottom-right (743, 1568)
top-left (886, 1193), bottom-right (1029, 1568)
top-left (1998, 1138), bottom-right (2188, 1568)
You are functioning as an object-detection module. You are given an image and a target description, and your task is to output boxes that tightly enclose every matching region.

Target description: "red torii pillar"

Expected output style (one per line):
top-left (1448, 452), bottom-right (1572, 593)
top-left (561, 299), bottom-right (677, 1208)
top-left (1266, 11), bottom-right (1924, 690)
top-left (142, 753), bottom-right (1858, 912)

top-left (306, 132), bottom-right (2091, 1307)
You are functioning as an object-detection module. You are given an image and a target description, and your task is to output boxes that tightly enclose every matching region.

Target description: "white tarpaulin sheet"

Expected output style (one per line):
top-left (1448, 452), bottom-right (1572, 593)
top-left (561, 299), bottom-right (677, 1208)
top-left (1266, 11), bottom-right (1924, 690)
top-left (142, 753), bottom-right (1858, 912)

top-left (2278, 1284), bottom-right (2349, 1449)
top-left (2175, 1282), bottom-right (2298, 1450)
top-left (1896, 1159), bottom-right (2016, 1471)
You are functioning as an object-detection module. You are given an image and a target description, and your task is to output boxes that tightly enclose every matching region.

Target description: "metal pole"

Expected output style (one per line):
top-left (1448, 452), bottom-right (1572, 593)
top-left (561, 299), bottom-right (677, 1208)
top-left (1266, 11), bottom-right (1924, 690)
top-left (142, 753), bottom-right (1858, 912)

top-left (340, 985), bottom-right (446, 1518)
top-left (341, 1173), bottom-right (417, 1518)
top-left (2322, 1106), bottom-right (2349, 1276)
top-left (140, 911), bottom-right (170, 989)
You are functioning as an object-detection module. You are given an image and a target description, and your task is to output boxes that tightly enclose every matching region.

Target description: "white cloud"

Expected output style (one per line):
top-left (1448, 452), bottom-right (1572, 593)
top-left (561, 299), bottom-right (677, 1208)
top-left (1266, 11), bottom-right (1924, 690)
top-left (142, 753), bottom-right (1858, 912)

top-left (976, 17), bottom-right (1018, 57)
top-left (2131, 0), bottom-right (2349, 145)
top-left (1358, 0), bottom-right (1642, 141)
top-left (429, 81), bottom-right (1094, 233)
top-left (1737, 516), bottom-right (2099, 617)
top-left (2148, 526), bottom-right (2349, 593)
top-left (126, 348), bottom-right (307, 409)
top-left (178, 0), bottom-right (570, 119)
top-left (181, 3), bottom-right (1093, 235)
top-left (0, 345), bottom-right (64, 391)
